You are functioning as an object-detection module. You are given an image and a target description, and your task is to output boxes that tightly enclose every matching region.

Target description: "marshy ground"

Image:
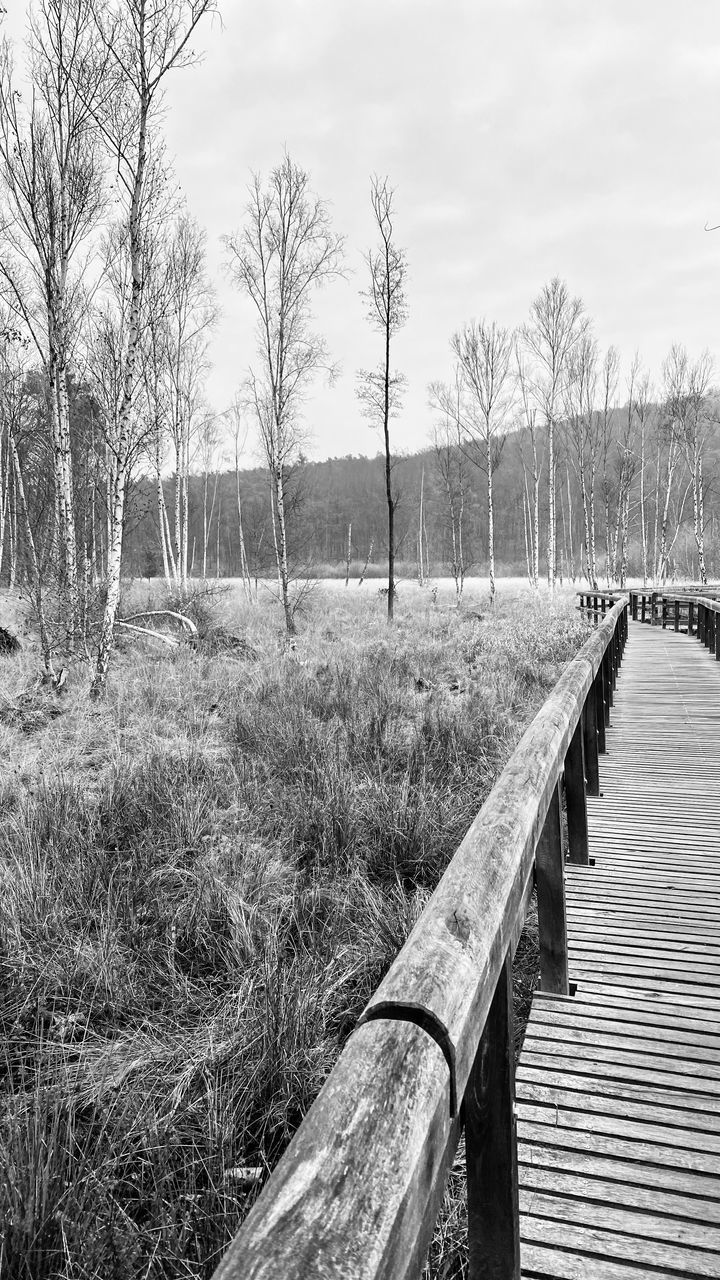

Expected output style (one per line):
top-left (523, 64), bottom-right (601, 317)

top-left (0, 578), bottom-right (588, 1278)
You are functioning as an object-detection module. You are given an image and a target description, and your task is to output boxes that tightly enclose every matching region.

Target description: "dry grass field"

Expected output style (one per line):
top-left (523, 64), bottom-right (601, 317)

top-left (0, 577), bottom-right (588, 1278)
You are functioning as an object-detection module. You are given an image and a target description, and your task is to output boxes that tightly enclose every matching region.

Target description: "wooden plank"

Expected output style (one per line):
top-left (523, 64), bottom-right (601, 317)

top-left (519, 1188), bottom-right (720, 1253)
top-left (569, 978), bottom-right (720, 1009)
top-left (521, 1240), bottom-right (688, 1279)
top-left (517, 1102), bottom-right (720, 1155)
top-left (520, 1215), bottom-right (720, 1276)
top-left (524, 1020), bottom-right (720, 1065)
top-left (520, 1164), bottom-right (720, 1224)
top-left (533, 989), bottom-right (720, 1026)
top-left (517, 1116), bottom-right (720, 1175)
top-left (528, 1004), bottom-right (720, 1048)
top-left (519, 1049), bottom-right (720, 1096)
top-left (566, 944), bottom-right (720, 977)
top-left (517, 1138), bottom-right (720, 1197)
top-left (516, 1069), bottom-right (720, 1117)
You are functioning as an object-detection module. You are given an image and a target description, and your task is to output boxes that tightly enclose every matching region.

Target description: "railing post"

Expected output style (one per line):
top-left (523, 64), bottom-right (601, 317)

top-left (594, 668), bottom-right (606, 753)
top-left (583, 693), bottom-right (600, 796)
top-left (607, 629), bottom-right (614, 691)
top-left (716, 611), bottom-right (720, 662)
top-left (536, 782), bottom-right (568, 995)
top-left (641, 593), bottom-right (646, 624)
top-left (662, 596), bottom-right (667, 629)
top-left (603, 647), bottom-right (613, 715)
top-left (674, 600), bottom-right (680, 632)
top-left (466, 954), bottom-right (520, 1280)
top-left (688, 601), bottom-right (695, 636)
top-left (565, 718), bottom-right (589, 865)
top-left (699, 603), bottom-right (706, 645)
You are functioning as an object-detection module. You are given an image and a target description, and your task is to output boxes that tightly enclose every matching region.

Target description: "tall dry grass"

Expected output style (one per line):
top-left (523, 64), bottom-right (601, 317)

top-left (0, 581), bottom-right (587, 1278)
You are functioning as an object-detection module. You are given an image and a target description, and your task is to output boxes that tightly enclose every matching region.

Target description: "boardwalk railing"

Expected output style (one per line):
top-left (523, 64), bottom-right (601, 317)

top-left (577, 590), bottom-right (621, 625)
top-left (628, 587), bottom-right (720, 646)
top-left (696, 597), bottom-right (720, 659)
top-left (212, 599), bottom-right (628, 1280)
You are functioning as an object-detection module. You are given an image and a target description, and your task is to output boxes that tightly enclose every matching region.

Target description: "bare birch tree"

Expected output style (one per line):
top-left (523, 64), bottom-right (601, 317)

top-left (598, 345), bottom-right (620, 584)
top-left (432, 388), bottom-right (470, 602)
top-left (522, 278), bottom-right (586, 590)
top-left (658, 345), bottom-right (692, 583)
top-left (164, 213), bottom-right (216, 587)
top-left (612, 355), bottom-right (640, 588)
top-left (85, 0), bottom-right (218, 694)
top-left (229, 393), bottom-right (253, 600)
top-left (682, 351), bottom-right (713, 584)
top-left (451, 320), bottom-right (514, 603)
top-left (516, 341), bottom-right (544, 589)
top-left (625, 358), bottom-right (654, 586)
top-left (226, 155), bottom-right (343, 634)
top-left (0, 1), bottom-right (107, 648)
top-left (357, 176), bottom-right (407, 623)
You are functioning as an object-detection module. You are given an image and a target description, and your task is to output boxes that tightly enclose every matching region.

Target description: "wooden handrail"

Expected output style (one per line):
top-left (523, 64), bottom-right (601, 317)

top-left (629, 588), bottom-right (720, 638)
top-left (576, 591), bottom-right (622, 624)
top-left (213, 600), bottom-right (628, 1280)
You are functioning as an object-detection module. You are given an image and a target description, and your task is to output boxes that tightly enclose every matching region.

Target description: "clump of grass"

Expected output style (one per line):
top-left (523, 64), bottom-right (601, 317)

top-left (0, 584), bottom-right (588, 1278)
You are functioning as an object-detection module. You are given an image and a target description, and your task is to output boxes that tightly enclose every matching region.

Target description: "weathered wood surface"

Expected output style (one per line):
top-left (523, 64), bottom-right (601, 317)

top-left (213, 1018), bottom-right (459, 1280)
top-left (518, 623), bottom-right (720, 1278)
top-left (359, 603), bottom-right (625, 1108)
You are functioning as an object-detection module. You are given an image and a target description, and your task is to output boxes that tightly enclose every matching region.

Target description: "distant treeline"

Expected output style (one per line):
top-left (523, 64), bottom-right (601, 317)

top-left (121, 411), bottom-right (720, 585)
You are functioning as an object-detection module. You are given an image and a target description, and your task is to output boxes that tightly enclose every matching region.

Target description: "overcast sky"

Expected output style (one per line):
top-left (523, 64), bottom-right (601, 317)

top-left (8, 2), bottom-right (720, 462)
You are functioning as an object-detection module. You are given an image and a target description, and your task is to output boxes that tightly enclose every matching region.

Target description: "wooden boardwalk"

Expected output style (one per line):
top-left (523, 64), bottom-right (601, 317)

top-left (518, 623), bottom-right (720, 1278)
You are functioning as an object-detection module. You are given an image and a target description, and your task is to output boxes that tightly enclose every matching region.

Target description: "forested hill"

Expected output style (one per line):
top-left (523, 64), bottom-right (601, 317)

top-left (125, 442), bottom-right (525, 580)
top-left (123, 413), bottom-right (720, 584)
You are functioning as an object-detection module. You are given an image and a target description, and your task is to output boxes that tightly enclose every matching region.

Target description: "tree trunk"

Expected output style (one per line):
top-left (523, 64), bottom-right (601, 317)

top-left (566, 462), bottom-right (575, 582)
top-left (0, 437), bottom-right (9, 583)
top-left (698, 458), bottom-right (707, 585)
top-left (10, 425), bottom-right (53, 671)
top-left (273, 465), bottom-right (295, 635)
top-left (235, 442), bottom-right (253, 601)
top-left (345, 521), bottom-right (352, 586)
top-left (640, 418), bottom-right (648, 586)
top-left (358, 536), bottom-right (374, 587)
top-left (487, 431), bottom-right (496, 604)
top-left (692, 443), bottom-right (707, 585)
top-left (216, 490), bottom-right (222, 578)
top-left (531, 436), bottom-right (540, 589)
top-left (156, 472), bottom-right (172, 584)
top-left (202, 466), bottom-right (209, 580)
top-left (91, 81), bottom-right (149, 696)
top-left (181, 436), bottom-right (189, 587)
top-left (522, 482), bottom-right (532, 585)
top-left (588, 460), bottom-right (598, 589)
top-left (8, 458), bottom-right (17, 589)
top-left (49, 348), bottom-right (78, 647)
top-left (658, 445), bottom-right (677, 584)
top-left (547, 416), bottom-right (555, 589)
